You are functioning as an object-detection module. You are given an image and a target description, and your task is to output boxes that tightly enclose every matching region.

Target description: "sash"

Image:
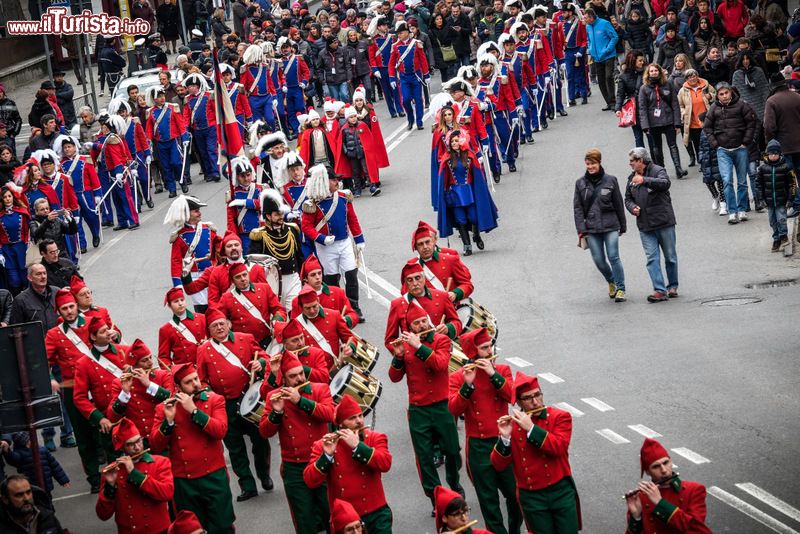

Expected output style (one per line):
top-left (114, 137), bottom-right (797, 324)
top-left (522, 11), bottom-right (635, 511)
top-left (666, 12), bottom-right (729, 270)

top-left (153, 105), bottom-right (170, 138)
top-left (63, 327), bottom-right (92, 357)
top-left (92, 351), bottom-right (124, 378)
top-left (291, 183), bottom-right (309, 211)
top-left (396, 40), bottom-right (417, 70)
top-left (50, 173), bottom-right (62, 196)
top-left (284, 55), bottom-right (297, 79)
top-left (189, 93), bottom-right (205, 128)
top-left (63, 156), bottom-right (81, 187)
top-left (248, 65), bottom-right (264, 93)
top-left (299, 314), bottom-right (334, 356)
top-left (210, 340), bottom-right (250, 374)
top-left (314, 193), bottom-right (339, 232)
top-left (231, 289), bottom-right (270, 327)
top-left (169, 319), bottom-right (198, 344)
top-left (421, 263), bottom-right (445, 291)
top-left (376, 35), bottom-right (392, 59)
top-left (401, 293), bottom-right (434, 325)
top-left (186, 223), bottom-right (205, 259)
top-left (235, 184), bottom-right (256, 227)
top-left (564, 19), bottom-right (579, 47)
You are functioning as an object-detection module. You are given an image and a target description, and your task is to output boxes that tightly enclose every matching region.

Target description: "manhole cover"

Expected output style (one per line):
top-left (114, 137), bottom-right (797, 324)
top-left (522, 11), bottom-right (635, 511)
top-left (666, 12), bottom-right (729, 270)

top-left (701, 296), bottom-right (763, 307)
top-left (745, 279), bottom-right (797, 289)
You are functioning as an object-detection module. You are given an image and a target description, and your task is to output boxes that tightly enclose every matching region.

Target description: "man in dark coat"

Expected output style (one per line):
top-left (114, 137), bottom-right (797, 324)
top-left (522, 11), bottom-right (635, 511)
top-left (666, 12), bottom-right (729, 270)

top-left (0, 475), bottom-right (65, 534)
top-left (53, 71), bottom-right (76, 128)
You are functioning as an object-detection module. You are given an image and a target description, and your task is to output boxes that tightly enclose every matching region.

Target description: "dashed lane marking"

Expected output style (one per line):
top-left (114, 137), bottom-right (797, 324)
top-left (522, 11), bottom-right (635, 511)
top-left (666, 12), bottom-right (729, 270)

top-left (627, 424), bottom-right (662, 439)
top-left (505, 357), bottom-right (532, 368)
top-left (386, 110), bottom-right (433, 154)
top-left (595, 428), bottom-right (630, 444)
top-left (735, 483), bottom-right (800, 523)
top-left (538, 372), bottom-right (564, 384)
top-left (53, 491), bottom-right (90, 501)
top-left (553, 402), bottom-right (584, 417)
top-left (708, 487), bottom-right (800, 534)
top-left (670, 447), bottom-right (711, 464)
top-left (364, 267), bottom-right (401, 298)
top-left (581, 397), bottom-right (615, 412)
top-left (358, 279), bottom-right (392, 310)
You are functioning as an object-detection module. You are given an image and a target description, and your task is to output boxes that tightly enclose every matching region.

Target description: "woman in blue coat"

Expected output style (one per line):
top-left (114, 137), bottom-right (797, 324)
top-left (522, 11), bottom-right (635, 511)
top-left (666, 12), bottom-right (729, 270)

top-left (0, 185), bottom-right (30, 294)
top-left (436, 130), bottom-right (499, 256)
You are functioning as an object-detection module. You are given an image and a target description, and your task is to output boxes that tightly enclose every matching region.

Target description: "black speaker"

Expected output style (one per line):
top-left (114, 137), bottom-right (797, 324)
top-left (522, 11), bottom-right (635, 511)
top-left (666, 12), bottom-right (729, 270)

top-left (0, 396), bottom-right (64, 432)
top-left (0, 322), bottom-right (51, 403)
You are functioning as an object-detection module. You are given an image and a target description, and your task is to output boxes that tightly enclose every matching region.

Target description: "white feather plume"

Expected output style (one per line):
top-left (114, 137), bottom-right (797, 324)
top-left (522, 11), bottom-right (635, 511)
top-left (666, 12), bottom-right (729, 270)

top-left (53, 135), bottom-right (79, 158)
top-left (108, 97), bottom-right (131, 115)
top-left (243, 44), bottom-right (263, 65)
top-left (255, 131), bottom-right (288, 157)
top-left (259, 188), bottom-right (290, 215)
top-left (430, 93), bottom-right (455, 118)
top-left (163, 195), bottom-right (192, 227)
top-left (248, 120), bottom-right (267, 146)
top-left (306, 164), bottom-right (331, 201)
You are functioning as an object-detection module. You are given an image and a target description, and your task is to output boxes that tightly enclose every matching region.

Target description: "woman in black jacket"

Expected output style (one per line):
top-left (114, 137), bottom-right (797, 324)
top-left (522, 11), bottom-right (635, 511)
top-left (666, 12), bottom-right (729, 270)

top-left (574, 148), bottom-right (627, 302)
top-left (429, 14), bottom-right (458, 83)
top-left (211, 8), bottom-right (231, 48)
top-left (0, 145), bottom-right (19, 187)
top-left (623, 10), bottom-right (653, 60)
top-left (157, 0), bottom-right (182, 53)
top-left (616, 50), bottom-right (647, 148)
top-left (638, 62), bottom-right (688, 177)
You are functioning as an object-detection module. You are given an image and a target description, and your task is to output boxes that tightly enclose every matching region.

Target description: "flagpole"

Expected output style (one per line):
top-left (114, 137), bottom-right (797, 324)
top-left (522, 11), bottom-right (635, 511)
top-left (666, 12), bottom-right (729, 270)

top-left (211, 39), bottom-right (236, 199)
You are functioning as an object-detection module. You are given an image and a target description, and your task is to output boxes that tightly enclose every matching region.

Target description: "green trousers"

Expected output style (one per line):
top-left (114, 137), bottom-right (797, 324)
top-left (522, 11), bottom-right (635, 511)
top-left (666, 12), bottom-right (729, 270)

top-left (518, 477), bottom-right (580, 534)
top-left (467, 437), bottom-right (523, 534)
top-left (408, 400), bottom-right (462, 496)
top-left (224, 397), bottom-right (271, 493)
top-left (281, 461), bottom-right (330, 534)
top-left (362, 504), bottom-right (393, 534)
top-left (174, 467), bottom-right (235, 534)
top-left (63, 388), bottom-right (105, 486)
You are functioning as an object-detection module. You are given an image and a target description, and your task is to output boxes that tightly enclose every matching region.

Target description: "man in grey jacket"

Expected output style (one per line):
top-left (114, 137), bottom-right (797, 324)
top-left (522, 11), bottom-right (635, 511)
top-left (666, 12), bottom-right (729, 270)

top-left (625, 147), bottom-right (679, 303)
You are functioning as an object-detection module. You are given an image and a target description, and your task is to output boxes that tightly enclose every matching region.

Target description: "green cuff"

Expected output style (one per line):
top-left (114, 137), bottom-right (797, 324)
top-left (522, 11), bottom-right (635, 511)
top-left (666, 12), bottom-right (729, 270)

top-left (627, 514), bottom-right (643, 534)
top-left (258, 358), bottom-right (266, 371)
top-left (653, 498), bottom-right (678, 524)
top-left (446, 322), bottom-right (456, 339)
top-left (274, 314), bottom-right (286, 322)
top-left (153, 387), bottom-right (171, 402)
top-left (527, 425), bottom-right (548, 448)
top-left (459, 382), bottom-right (474, 398)
top-left (495, 438), bottom-right (511, 456)
top-left (348, 341), bottom-right (357, 353)
top-left (268, 410), bottom-right (283, 424)
top-left (159, 419), bottom-right (174, 435)
top-left (298, 396), bottom-right (315, 415)
top-left (352, 442), bottom-right (373, 464)
top-left (453, 287), bottom-right (465, 300)
top-left (191, 409), bottom-right (210, 428)
top-left (89, 409), bottom-right (105, 427)
top-left (315, 453), bottom-right (333, 472)
top-left (111, 399), bottom-right (127, 415)
top-left (103, 482), bottom-right (117, 499)
top-left (391, 357), bottom-right (404, 369)
top-left (490, 372), bottom-right (506, 390)
top-left (414, 344), bottom-right (433, 361)
top-left (267, 372), bottom-right (279, 389)
top-left (180, 274), bottom-right (193, 286)
top-left (126, 468), bottom-right (146, 487)
top-left (344, 316), bottom-right (353, 328)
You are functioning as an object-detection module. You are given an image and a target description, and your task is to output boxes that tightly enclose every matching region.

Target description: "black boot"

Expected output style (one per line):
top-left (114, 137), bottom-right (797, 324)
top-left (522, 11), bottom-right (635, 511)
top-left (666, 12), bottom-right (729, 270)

top-left (457, 225), bottom-right (472, 256)
top-left (669, 145), bottom-right (688, 178)
top-left (343, 269), bottom-right (362, 321)
top-left (473, 224), bottom-right (484, 250)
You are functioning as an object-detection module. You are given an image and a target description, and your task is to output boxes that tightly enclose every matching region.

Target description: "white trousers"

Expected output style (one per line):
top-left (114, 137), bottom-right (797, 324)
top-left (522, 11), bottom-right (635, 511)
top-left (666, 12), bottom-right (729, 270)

top-left (314, 238), bottom-right (357, 275)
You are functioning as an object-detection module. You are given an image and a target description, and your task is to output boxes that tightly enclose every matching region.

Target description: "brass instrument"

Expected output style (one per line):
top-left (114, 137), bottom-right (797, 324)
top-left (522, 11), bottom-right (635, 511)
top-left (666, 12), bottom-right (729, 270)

top-left (102, 449), bottom-right (150, 473)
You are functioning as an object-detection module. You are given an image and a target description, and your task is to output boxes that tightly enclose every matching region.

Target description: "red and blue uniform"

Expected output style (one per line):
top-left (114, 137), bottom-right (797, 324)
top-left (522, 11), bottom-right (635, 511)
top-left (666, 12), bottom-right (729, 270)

top-left (61, 155), bottom-right (102, 250)
top-left (90, 134), bottom-right (139, 229)
top-left (240, 63), bottom-right (278, 126)
top-left (0, 206), bottom-right (30, 291)
top-left (170, 222), bottom-right (216, 309)
top-left (369, 33), bottom-right (402, 117)
top-left (121, 118), bottom-right (152, 211)
top-left (515, 39), bottom-right (542, 132)
top-left (560, 17), bottom-right (588, 101)
top-left (42, 169), bottom-right (80, 262)
top-left (281, 54), bottom-right (310, 135)
top-left (226, 182), bottom-right (263, 251)
top-left (268, 61), bottom-right (286, 132)
top-left (183, 91), bottom-right (220, 181)
top-left (226, 81), bottom-right (252, 140)
top-left (146, 103), bottom-right (188, 195)
top-left (532, 26), bottom-right (557, 123)
top-left (388, 38), bottom-right (430, 129)
top-left (478, 74), bottom-right (521, 172)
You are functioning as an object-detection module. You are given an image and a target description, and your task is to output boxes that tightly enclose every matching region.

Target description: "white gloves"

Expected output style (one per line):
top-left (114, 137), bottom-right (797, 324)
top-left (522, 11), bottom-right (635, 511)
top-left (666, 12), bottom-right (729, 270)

top-left (390, 81), bottom-right (397, 90)
top-left (356, 242), bottom-right (365, 251)
top-left (479, 101), bottom-right (488, 111)
top-left (115, 173), bottom-right (123, 182)
top-left (83, 142), bottom-right (94, 151)
top-left (286, 210), bottom-right (301, 221)
top-left (575, 52), bottom-right (582, 58)
top-left (516, 105), bottom-right (525, 118)
top-left (545, 77), bottom-right (551, 85)
top-left (145, 155), bottom-right (152, 166)
top-left (272, 99), bottom-right (279, 110)
top-left (299, 82), bottom-right (307, 89)
top-left (130, 170), bottom-right (138, 178)
top-left (282, 86), bottom-right (288, 93)
top-left (94, 196), bottom-right (102, 206)
top-left (228, 199), bottom-right (246, 207)
top-left (373, 71), bottom-right (381, 79)
top-left (323, 235), bottom-right (336, 246)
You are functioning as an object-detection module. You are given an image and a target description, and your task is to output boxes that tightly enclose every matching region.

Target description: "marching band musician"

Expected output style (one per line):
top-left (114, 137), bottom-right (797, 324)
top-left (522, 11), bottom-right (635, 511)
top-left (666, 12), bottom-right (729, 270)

top-left (54, 134), bottom-right (102, 251)
top-left (165, 195), bottom-right (217, 313)
top-left (226, 157), bottom-right (264, 251)
top-left (95, 418), bottom-right (174, 533)
top-left (259, 352), bottom-right (335, 534)
top-left (182, 73), bottom-right (220, 183)
top-left (384, 259), bottom-right (462, 354)
top-left (410, 221), bottom-right (474, 302)
top-left (268, 320), bottom-right (331, 384)
top-left (145, 86), bottom-right (189, 198)
top-left (434, 485), bottom-right (493, 534)
top-left (491, 372), bottom-right (581, 534)
top-left (625, 439), bottom-right (712, 534)
top-left (294, 284), bottom-right (357, 372)
top-left (388, 303), bottom-right (464, 514)
top-left (304, 395), bottom-right (394, 534)
top-left (448, 328), bottom-right (522, 534)
top-left (150, 363), bottom-right (235, 533)
top-left (158, 287), bottom-right (206, 366)
top-left (248, 189), bottom-right (305, 310)
top-left (195, 308), bottom-right (271, 502)
top-left (169, 510), bottom-right (205, 534)
top-left (107, 339), bottom-right (174, 443)
top-left (291, 255), bottom-right (359, 327)
top-left (331, 498), bottom-right (367, 534)
top-left (69, 275), bottom-right (123, 343)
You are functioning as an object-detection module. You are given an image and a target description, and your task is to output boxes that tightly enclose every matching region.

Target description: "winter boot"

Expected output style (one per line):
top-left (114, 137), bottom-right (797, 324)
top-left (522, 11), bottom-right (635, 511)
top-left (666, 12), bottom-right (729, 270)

top-left (670, 145), bottom-right (688, 178)
top-left (458, 225), bottom-right (472, 256)
top-left (472, 224), bottom-right (484, 250)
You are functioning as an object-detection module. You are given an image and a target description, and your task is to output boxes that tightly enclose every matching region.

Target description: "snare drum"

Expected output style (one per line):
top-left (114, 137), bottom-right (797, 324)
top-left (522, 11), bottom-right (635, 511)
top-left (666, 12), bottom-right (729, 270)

top-left (246, 254), bottom-right (282, 296)
top-left (342, 337), bottom-right (379, 373)
top-left (456, 298), bottom-right (498, 343)
top-left (449, 342), bottom-right (470, 374)
top-left (239, 381), bottom-right (266, 425)
top-left (330, 364), bottom-right (382, 415)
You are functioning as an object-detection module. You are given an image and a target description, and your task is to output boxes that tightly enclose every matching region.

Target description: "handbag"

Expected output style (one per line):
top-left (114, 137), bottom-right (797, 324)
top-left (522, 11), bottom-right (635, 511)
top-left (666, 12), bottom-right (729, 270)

top-left (764, 48), bottom-right (782, 63)
top-left (618, 97), bottom-right (637, 128)
top-left (440, 43), bottom-right (457, 63)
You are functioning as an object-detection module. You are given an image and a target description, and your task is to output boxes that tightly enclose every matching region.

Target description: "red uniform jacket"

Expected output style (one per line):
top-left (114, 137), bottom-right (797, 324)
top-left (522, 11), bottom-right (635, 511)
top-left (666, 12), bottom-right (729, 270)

top-left (551, 22), bottom-right (566, 60)
top-left (182, 91), bottom-right (217, 130)
top-left (145, 104), bottom-right (187, 142)
top-left (297, 307), bottom-right (355, 370)
top-left (91, 135), bottom-right (133, 171)
top-left (303, 429), bottom-right (392, 516)
top-left (290, 283), bottom-right (359, 328)
top-left (384, 289), bottom-right (461, 354)
top-left (449, 363), bottom-right (513, 439)
top-left (196, 332), bottom-right (266, 400)
top-left (81, 305), bottom-right (124, 342)
top-left (239, 63), bottom-right (279, 96)
top-left (490, 406), bottom-right (573, 491)
top-left (387, 38), bottom-right (430, 78)
top-left (218, 283), bottom-right (287, 342)
top-left (300, 191), bottom-right (364, 245)
top-left (157, 311), bottom-right (207, 365)
top-left (95, 453), bottom-right (174, 534)
top-left (533, 28), bottom-right (555, 75)
top-left (149, 389), bottom-right (229, 478)
top-left (169, 223), bottom-right (218, 285)
top-left (626, 478), bottom-right (712, 534)
top-left (73, 345), bottom-right (128, 426)
top-left (259, 382), bottom-right (335, 463)
top-left (454, 98), bottom-right (489, 148)
top-left (45, 317), bottom-right (90, 385)
top-left (107, 370), bottom-right (175, 437)
top-left (266, 345), bottom-right (330, 387)
top-left (183, 260), bottom-right (268, 305)
top-left (401, 250), bottom-right (474, 301)
top-left (44, 172), bottom-right (80, 211)
top-left (388, 332), bottom-right (451, 407)
top-left (478, 75), bottom-right (519, 114)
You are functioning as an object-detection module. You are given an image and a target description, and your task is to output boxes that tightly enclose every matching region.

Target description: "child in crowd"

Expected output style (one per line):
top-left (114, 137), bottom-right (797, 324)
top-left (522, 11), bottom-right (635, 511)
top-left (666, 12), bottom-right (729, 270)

top-left (757, 139), bottom-right (797, 252)
top-left (1, 432), bottom-right (71, 496)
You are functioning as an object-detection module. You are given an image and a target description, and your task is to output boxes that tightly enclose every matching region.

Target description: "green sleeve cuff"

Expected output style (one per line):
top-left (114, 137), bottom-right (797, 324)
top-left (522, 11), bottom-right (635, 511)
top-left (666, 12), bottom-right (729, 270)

top-left (159, 419), bottom-right (174, 435)
top-left (268, 410), bottom-right (283, 424)
top-left (490, 372), bottom-right (505, 389)
top-left (267, 372), bottom-right (279, 389)
top-left (653, 498), bottom-right (678, 524)
top-left (627, 514), bottom-right (643, 533)
top-left (180, 274), bottom-right (193, 286)
top-left (348, 341), bottom-right (357, 352)
top-left (258, 358), bottom-right (267, 371)
top-left (414, 344), bottom-right (433, 361)
top-left (103, 482), bottom-right (117, 499)
top-left (352, 442), bottom-right (374, 464)
top-left (453, 287), bottom-right (465, 300)
top-left (191, 409), bottom-right (210, 428)
top-left (391, 357), bottom-right (404, 369)
top-left (89, 409), bottom-right (105, 427)
top-left (111, 399), bottom-right (127, 415)
top-left (495, 438), bottom-right (511, 456)
top-left (298, 396), bottom-right (316, 415)
top-left (315, 453), bottom-right (333, 472)
top-left (344, 316), bottom-right (353, 328)
top-left (446, 322), bottom-right (456, 339)
top-left (274, 314), bottom-right (286, 322)
top-left (153, 387), bottom-right (171, 402)
top-left (459, 382), bottom-right (474, 398)
top-left (527, 425), bottom-right (548, 448)
top-left (302, 365), bottom-right (312, 377)
top-left (126, 468), bottom-right (146, 487)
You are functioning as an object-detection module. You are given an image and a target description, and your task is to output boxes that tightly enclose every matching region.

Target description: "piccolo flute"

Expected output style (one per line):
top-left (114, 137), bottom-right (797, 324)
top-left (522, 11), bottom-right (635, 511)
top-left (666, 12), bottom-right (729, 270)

top-left (452, 519), bottom-right (479, 533)
top-left (622, 473), bottom-right (680, 499)
top-left (269, 381), bottom-right (311, 401)
top-left (322, 425), bottom-right (372, 443)
top-left (163, 389), bottom-right (207, 405)
top-left (497, 407), bottom-right (547, 423)
top-left (102, 449), bottom-right (150, 473)
top-left (270, 347), bottom-right (309, 362)
top-left (390, 327), bottom-right (436, 345)
top-left (462, 355), bottom-right (498, 371)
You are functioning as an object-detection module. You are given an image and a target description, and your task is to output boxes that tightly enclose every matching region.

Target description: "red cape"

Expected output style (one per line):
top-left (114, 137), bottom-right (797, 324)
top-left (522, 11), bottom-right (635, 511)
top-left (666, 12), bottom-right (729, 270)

top-left (334, 120), bottom-right (381, 184)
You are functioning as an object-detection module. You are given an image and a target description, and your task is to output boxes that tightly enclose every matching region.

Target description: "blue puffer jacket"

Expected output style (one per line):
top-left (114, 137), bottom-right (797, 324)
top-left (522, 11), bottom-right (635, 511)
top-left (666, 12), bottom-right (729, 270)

top-left (3, 446), bottom-right (70, 493)
top-left (586, 17), bottom-right (619, 63)
top-left (699, 129), bottom-right (721, 185)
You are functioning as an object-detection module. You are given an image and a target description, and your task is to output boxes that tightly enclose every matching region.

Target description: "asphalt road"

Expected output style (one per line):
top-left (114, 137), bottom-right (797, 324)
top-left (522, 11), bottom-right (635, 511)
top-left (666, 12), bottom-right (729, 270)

top-left (35, 78), bottom-right (800, 534)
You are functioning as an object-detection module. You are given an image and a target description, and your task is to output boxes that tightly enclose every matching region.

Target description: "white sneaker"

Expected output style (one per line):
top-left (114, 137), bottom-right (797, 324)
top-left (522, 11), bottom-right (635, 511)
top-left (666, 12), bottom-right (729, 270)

top-left (739, 211), bottom-right (748, 221)
top-left (719, 202), bottom-right (728, 215)
top-left (712, 198), bottom-right (720, 211)
top-left (728, 213), bottom-right (739, 224)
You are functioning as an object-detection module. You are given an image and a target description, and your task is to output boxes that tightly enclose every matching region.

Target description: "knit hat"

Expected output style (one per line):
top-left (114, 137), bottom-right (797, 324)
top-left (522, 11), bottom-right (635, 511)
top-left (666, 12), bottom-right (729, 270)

top-left (400, 258), bottom-right (424, 283)
top-left (164, 287), bottom-right (185, 306)
top-left (276, 319), bottom-right (304, 343)
top-left (169, 510), bottom-right (204, 534)
top-left (55, 288), bottom-right (76, 310)
top-left (280, 351), bottom-right (303, 374)
top-left (412, 221), bottom-right (435, 250)
top-left (301, 255), bottom-right (324, 280)
top-left (335, 394), bottom-right (362, 425)
top-left (460, 327), bottom-right (491, 359)
top-left (126, 338), bottom-right (151, 366)
top-left (766, 139), bottom-right (782, 154)
top-left (88, 315), bottom-right (108, 336)
top-left (405, 302), bottom-right (428, 325)
top-left (228, 261), bottom-right (248, 281)
top-left (11, 432), bottom-right (30, 448)
top-left (343, 104), bottom-right (357, 119)
top-left (171, 362), bottom-right (196, 384)
top-left (111, 417), bottom-right (141, 451)
top-left (640, 438), bottom-right (670, 476)
top-left (434, 485), bottom-right (463, 532)
top-left (330, 499), bottom-right (361, 532)
top-left (297, 284), bottom-right (320, 305)
top-left (68, 275), bottom-right (87, 297)
top-left (205, 307), bottom-right (227, 332)
top-left (513, 371), bottom-right (540, 399)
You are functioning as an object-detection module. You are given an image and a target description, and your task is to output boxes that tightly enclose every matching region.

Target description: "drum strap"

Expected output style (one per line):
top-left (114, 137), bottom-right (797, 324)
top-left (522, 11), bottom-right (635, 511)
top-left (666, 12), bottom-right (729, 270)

top-left (63, 327), bottom-right (93, 358)
top-left (169, 319), bottom-right (198, 344)
top-left (401, 293), bottom-right (434, 326)
top-left (299, 315), bottom-right (334, 356)
top-left (231, 289), bottom-right (270, 328)
top-left (210, 340), bottom-right (250, 375)
top-left (420, 263), bottom-right (445, 291)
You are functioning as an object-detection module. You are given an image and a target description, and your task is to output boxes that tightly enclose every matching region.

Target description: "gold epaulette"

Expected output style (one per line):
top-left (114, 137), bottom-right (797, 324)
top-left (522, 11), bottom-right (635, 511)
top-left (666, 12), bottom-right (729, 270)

top-left (341, 189), bottom-right (354, 202)
top-left (169, 230), bottom-right (180, 244)
top-left (208, 222), bottom-right (217, 233)
top-left (249, 228), bottom-right (263, 242)
top-left (302, 200), bottom-right (317, 214)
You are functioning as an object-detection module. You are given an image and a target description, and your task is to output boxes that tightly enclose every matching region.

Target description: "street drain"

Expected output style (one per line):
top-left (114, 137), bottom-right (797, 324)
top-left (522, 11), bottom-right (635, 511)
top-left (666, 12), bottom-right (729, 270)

top-left (744, 279), bottom-right (797, 289)
top-left (701, 296), bottom-right (764, 307)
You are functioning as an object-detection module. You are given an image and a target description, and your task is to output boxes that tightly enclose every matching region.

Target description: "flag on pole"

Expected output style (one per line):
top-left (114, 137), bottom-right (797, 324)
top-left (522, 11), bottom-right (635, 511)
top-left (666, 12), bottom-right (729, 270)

top-left (212, 43), bottom-right (244, 195)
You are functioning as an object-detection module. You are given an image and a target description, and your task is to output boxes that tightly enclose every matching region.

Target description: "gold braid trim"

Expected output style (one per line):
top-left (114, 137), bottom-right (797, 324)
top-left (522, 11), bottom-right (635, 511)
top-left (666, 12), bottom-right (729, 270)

top-left (262, 227), bottom-right (297, 260)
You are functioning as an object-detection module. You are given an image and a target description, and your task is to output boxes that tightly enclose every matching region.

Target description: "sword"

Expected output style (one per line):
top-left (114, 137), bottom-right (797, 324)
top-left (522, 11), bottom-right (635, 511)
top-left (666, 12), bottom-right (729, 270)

top-left (561, 62), bottom-right (570, 108)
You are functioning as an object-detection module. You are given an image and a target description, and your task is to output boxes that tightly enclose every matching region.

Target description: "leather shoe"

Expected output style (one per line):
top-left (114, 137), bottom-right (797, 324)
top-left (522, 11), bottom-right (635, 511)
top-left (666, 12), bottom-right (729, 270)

top-left (90, 482), bottom-right (101, 494)
top-left (112, 225), bottom-right (129, 231)
top-left (92, 236), bottom-right (101, 248)
top-left (558, 110), bottom-right (568, 116)
top-left (236, 490), bottom-right (259, 502)
top-left (508, 163), bottom-right (517, 172)
top-left (80, 248), bottom-right (87, 254)
top-left (452, 484), bottom-right (466, 499)
top-left (261, 477), bottom-right (274, 491)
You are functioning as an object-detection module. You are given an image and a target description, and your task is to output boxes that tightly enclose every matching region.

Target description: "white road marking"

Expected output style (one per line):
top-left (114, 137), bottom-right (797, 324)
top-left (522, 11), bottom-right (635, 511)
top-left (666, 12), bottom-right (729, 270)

top-left (581, 397), bottom-right (615, 412)
top-left (595, 428), bottom-right (630, 444)
top-left (735, 483), bottom-right (800, 523)
top-left (505, 357), bottom-right (532, 368)
top-left (537, 372), bottom-right (564, 384)
top-left (553, 402), bottom-right (584, 417)
top-left (53, 491), bottom-right (91, 501)
top-left (708, 486), bottom-right (800, 534)
top-left (670, 447), bottom-right (711, 464)
top-left (364, 267), bottom-right (401, 298)
top-left (386, 110), bottom-right (432, 154)
top-left (627, 424), bottom-right (662, 438)
top-left (358, 279), bottom-right (392, 309)
top-left (383, 121), bottom-right (412, 143)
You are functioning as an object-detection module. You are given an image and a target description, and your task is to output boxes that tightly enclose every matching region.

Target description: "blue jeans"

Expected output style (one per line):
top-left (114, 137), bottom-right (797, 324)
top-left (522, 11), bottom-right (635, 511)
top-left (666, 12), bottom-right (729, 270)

top-left (768, 205), bottom-right (788, 241)
top-left (717, 147), bottom-right (749, 214)
top-left (632, 123), bottom-right (645, 149)
top-left (585, 231), bottom-right (625, 291)
top-left (325, 82), bottom-right (349, 102)
top-left (639, 225), bottom-right (678, 293)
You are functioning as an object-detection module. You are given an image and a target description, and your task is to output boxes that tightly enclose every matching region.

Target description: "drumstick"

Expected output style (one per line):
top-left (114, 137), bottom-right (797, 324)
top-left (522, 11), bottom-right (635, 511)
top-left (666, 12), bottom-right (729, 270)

top-left (249, 351), bottom-right (259, 387)
top-left (445, 277), bottom-right (453, 293)
top-left (158, 357), bottom-right (172, 370)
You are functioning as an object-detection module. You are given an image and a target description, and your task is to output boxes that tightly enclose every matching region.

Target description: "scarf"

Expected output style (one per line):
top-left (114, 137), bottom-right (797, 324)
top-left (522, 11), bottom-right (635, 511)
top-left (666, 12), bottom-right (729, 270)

top-left (742, 67), bottom-right (756, 88)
